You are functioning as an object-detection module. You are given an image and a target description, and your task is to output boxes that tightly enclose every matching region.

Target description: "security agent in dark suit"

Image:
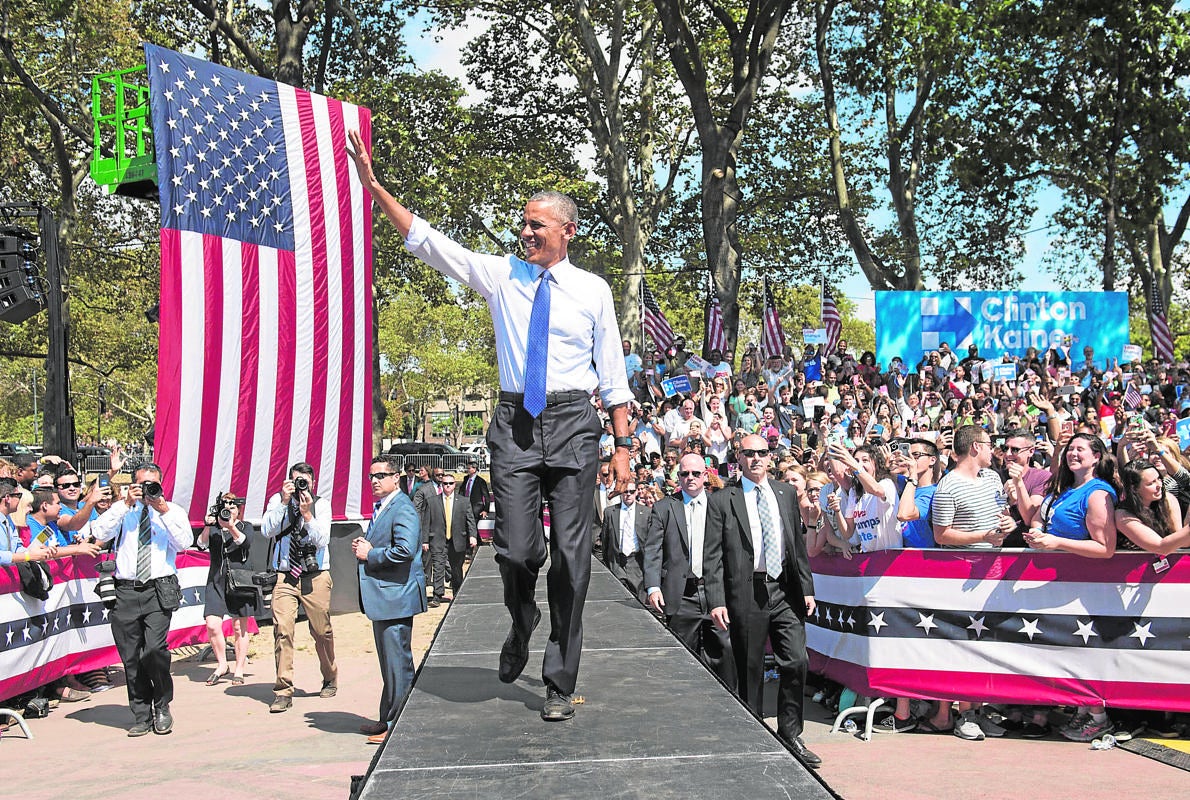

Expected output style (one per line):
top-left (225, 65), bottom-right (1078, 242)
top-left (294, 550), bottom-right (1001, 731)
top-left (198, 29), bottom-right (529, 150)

top-left (704, 434), bottom-right (821, 768)
top-left (461, 459), bottom-right (491, 522)
top-left (412, 468), bottom-right (448, 606)
top-left (644, 454), bottom-right (736, 690)
top-left (353, 456), bottom-right (426, 743)
top-left (600, 482), bottom-right (650, 604)
top-left (427, 474), bottom-right (477, 599)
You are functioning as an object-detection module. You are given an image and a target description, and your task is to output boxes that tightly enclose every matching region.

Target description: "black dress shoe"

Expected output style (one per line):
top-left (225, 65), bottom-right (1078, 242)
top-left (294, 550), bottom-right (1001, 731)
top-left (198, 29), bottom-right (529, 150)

top-left (127, 720), bottom-right (153, 737)
top-left (789, 737), bottom-right (821, 768)
top-left (541, 686), bottom-right (575, 721)
top-left (428, 597), bottom-right (441, 608)
top-left (498, 607), bottom-right (541, 683)
top-left (153, 704), bottom-right (173, 735)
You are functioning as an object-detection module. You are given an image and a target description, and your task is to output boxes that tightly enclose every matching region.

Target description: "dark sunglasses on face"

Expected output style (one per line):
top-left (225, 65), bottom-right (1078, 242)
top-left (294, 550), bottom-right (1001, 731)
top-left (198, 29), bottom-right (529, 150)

top-left (56, 481), bottom-right (81, 489)
top-left (369, 472), bottom-right (395, 480)
top-left (678, 470), bottom-right (704, 478)
top-left (738, 448), bottom-right (769, 458)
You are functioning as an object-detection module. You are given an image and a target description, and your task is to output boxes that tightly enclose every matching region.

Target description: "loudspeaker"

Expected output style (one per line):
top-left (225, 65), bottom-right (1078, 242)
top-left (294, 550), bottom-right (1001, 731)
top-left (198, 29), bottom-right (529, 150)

top-left (0, 284), bottom-right (44, 323)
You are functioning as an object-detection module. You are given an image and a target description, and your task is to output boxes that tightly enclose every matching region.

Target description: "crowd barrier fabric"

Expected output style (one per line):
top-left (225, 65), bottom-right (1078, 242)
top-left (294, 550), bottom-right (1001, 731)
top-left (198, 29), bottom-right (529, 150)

top-left (0, 551), bottom-right (253, 701)
top-left (807, 549), bottom-right (1190, 712)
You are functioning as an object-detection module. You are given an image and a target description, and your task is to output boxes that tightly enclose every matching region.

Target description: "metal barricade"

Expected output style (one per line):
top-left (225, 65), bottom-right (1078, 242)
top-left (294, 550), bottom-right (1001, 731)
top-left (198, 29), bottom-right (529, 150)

top-left (439, 454), bottom-right (471, 473)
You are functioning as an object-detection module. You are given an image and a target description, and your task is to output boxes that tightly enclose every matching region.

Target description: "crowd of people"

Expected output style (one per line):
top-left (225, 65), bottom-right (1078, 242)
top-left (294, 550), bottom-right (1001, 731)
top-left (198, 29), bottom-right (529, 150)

top-left (4, 332), bottom-right (1189, 752)
top-left (596, 335), bottom-right (1190, 745)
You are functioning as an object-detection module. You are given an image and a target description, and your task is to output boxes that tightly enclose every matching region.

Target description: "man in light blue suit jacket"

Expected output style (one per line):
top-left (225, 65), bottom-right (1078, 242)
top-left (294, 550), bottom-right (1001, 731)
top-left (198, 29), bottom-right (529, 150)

top-left (353, 455), bottom-right (426, 743)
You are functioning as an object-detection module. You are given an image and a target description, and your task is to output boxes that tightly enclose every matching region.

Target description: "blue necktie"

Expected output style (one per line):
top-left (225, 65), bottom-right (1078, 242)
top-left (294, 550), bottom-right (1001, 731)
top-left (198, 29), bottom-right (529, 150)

top-left (523, 270), bottom-right (553, 418)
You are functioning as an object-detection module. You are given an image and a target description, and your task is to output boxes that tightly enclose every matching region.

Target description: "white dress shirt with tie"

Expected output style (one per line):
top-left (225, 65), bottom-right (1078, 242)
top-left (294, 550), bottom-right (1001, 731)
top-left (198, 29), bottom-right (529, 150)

top-left (90, 501), bottom-right (193, 580)
top-left (740, 475), bottom-right (784, 574)
top-left (404, 217), bottom-right (634, 407)
top-left (619, 502), bottom-right (638, 556)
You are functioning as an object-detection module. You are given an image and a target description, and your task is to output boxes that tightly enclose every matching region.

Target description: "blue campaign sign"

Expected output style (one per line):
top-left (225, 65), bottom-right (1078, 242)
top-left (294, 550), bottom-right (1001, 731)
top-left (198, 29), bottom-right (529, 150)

top-left (661, 374), bottom-right (692, 397)
top-left (874, 291), bottom-right (1129, 366)
top-left (1177, 418), bottom-right (1190, 454)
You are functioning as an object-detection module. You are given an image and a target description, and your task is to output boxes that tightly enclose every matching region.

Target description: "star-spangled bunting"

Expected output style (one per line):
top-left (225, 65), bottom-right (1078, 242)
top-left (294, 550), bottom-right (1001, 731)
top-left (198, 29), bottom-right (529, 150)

top-left (146, 44), bottom-right (373, 525)
top-left (806, 550), bottom-right (1190, 712)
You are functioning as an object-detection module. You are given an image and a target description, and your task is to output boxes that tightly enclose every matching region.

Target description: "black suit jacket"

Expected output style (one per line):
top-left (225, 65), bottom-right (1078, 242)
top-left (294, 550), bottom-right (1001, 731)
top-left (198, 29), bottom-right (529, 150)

top-left (600, 503), bottom-right (650, 578)
top-left (644, 493), bottom-right (694, 612)
top-left (703, 480), bottom-right (814, 614)
top-left (461, 473), bottom-right (490, 519)
top-left (421, 491), bottom-right (477, 553)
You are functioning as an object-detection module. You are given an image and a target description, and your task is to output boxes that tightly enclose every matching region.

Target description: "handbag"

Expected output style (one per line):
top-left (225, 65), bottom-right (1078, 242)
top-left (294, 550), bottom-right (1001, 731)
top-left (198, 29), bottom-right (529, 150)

top-left (221, 522), bottom-right (278, 596)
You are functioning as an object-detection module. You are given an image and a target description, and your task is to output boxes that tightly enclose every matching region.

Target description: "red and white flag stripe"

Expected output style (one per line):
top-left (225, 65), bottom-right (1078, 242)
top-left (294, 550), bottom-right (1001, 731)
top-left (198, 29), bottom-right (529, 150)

top-left (807, 549), bottom-right (1190, 711)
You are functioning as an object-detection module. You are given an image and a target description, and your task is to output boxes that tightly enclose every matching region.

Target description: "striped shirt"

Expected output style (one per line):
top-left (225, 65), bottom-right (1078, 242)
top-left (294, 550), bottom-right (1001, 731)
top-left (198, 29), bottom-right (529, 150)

top-left (929, 468), bottom-right (1007, 549)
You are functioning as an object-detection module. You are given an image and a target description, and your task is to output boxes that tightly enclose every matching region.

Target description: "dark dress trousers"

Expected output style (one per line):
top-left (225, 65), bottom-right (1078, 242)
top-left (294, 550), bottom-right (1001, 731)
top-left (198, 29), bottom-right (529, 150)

top-left (600, 502), bottom-right (650, 604)
top-left (463, 473), bottom-right (491, 521)
top-left (487, 393), bottom-right (601, 696)
top-left (644, 494), bottom-right (736, 690)
top-left (703, 480), bottom-right (815, 742)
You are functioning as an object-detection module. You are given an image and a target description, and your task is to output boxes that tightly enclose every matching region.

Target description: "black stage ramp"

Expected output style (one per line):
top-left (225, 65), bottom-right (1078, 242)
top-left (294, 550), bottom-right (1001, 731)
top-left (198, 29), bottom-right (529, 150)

top-left (358, 549), bottom-right (836, 799)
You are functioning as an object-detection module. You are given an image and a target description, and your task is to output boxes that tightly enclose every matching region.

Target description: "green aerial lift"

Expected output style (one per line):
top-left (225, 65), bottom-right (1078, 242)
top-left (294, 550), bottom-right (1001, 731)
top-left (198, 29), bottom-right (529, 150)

top-left (90, 64), bottom-right (157, 199)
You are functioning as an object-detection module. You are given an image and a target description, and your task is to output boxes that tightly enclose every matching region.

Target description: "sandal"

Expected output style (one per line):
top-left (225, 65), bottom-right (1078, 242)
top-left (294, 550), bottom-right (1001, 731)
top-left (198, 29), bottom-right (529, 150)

top-left (206, 667), bottom-right (230, 686)
top-left (916, 718), bottom-right (953, 733)
top-left (231, 675), bottom-right (245, 686)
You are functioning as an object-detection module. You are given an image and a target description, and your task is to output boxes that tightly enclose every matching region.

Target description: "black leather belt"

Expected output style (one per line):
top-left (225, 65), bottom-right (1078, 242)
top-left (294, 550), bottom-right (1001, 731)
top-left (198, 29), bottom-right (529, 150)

top-left (499, 390), bottom-right (590, 406)
top-left (684, 576), bottom-right (704, 594)
top-left (114, 578), bottom-right (159, 589)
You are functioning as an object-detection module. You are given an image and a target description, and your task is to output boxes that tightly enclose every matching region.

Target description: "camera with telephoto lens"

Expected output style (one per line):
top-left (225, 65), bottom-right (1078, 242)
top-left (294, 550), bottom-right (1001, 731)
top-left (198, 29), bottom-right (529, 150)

top-left (141, 481), bottom-right (163, 502)
top-left (293, 475), bottom-right (310, 494)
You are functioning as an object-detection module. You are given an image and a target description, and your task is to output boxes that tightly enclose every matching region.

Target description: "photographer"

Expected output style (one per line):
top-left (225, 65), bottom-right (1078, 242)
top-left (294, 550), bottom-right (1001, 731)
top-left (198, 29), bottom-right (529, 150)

top-left (90, 463), bottom-right (192, 736)
top-left (260, 462), bottom-right (337, 713)
top-left (198, 492), bottom-right (257, 686)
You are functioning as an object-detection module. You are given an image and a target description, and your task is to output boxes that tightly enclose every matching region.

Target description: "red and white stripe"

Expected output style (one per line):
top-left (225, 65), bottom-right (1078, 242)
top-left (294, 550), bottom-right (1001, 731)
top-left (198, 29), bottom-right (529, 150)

top-left (1147, 279), bottom-right (1175, 363)
top-left (821, 276), bottom-right (842, 355)
top-left (156, 89), bottom-right (373, 524)
top-left (761, 278), bottom-right (785, 359)
top-left (807, 549), bottom-right (1190, 711)
top-left (706, 278), bottom-right (727, 353)
top-left (0, 553), bottom-right (250, 701)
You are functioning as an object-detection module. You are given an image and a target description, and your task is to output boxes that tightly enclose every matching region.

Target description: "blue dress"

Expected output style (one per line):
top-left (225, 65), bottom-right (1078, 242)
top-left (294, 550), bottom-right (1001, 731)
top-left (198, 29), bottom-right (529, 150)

top-left (1043, 478), bottom-right (1117, 540)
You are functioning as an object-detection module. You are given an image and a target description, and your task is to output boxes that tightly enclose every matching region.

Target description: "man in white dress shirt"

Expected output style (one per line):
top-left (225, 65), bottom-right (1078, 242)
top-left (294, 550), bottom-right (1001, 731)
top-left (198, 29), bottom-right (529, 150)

top-left (91, 463), bottom-right (192, 737)
top-left (348, 132), bottom-right (633, 722)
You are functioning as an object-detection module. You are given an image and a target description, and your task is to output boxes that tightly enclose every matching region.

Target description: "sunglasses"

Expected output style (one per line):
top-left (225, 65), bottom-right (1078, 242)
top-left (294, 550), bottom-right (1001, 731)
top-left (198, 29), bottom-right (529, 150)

top-left (440, 481), bottom-right (456, 486)
top-left (678, 470), bottom-right (704, 478)
top-left (56, 481), bottom-right (81, 489)
top-left (1004, 445), bottom-right (1033, 455)
top-left (738, 448), bottom-right (770, 458)
top-left (368, 472), bottom-right (395, 480)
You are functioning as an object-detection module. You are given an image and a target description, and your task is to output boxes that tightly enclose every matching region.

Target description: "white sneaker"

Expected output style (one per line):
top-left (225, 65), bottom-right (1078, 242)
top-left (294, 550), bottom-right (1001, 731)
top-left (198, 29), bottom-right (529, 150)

top-left (972, 711), bottom-right (1007, 737)
top-left (953, 712), bottom-right (986, 741)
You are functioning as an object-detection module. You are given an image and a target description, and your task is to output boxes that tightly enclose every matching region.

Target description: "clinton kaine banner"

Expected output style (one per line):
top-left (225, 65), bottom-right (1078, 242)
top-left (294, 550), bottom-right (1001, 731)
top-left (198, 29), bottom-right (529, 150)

top-left (807, 550), bottom-right (1190, 711)
top-left (874, 291), bottom-right (1129, 367)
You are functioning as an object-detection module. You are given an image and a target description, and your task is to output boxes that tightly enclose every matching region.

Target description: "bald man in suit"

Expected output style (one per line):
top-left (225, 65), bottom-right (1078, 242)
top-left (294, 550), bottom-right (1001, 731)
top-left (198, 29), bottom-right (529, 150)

top-left (703, 434), bottom-right (820, 768)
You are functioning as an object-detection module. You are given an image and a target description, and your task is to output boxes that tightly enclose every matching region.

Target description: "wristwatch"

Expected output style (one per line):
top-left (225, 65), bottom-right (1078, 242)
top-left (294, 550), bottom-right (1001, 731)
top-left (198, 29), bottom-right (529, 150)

top-left (614, 436), bottom-right (633, 449)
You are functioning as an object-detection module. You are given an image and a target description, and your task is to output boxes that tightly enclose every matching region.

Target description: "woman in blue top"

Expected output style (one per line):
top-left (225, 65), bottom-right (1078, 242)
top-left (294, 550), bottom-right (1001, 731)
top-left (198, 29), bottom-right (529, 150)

top-left (1024, 433), bottom-right (1118, 558)
top-left (1023, 432), bottom-right (1118, 744)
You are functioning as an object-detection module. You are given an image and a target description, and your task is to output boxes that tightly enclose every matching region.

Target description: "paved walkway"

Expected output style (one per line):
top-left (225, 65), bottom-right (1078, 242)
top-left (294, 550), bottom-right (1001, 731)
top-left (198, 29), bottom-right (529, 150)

top-left (3, 562), bottom-right (1184, 799)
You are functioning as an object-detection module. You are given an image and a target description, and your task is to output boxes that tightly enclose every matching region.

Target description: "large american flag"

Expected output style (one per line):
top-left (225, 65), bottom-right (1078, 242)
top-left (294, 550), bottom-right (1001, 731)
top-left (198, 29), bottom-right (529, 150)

top-left (146, 45), bottom-right (373, 524)
top-left (1147, 278), bottom-right (1175, 362)
top-left (761, 277), bottom-right (786, 359)
top-left (808, 550), bottom-right (1190, 711)
top-left (641, 277), bottom-right (675, 351)
top-left (705, 273), bottom-right (727, 354)
top-left (821, 275), bottom-right (842, 355)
